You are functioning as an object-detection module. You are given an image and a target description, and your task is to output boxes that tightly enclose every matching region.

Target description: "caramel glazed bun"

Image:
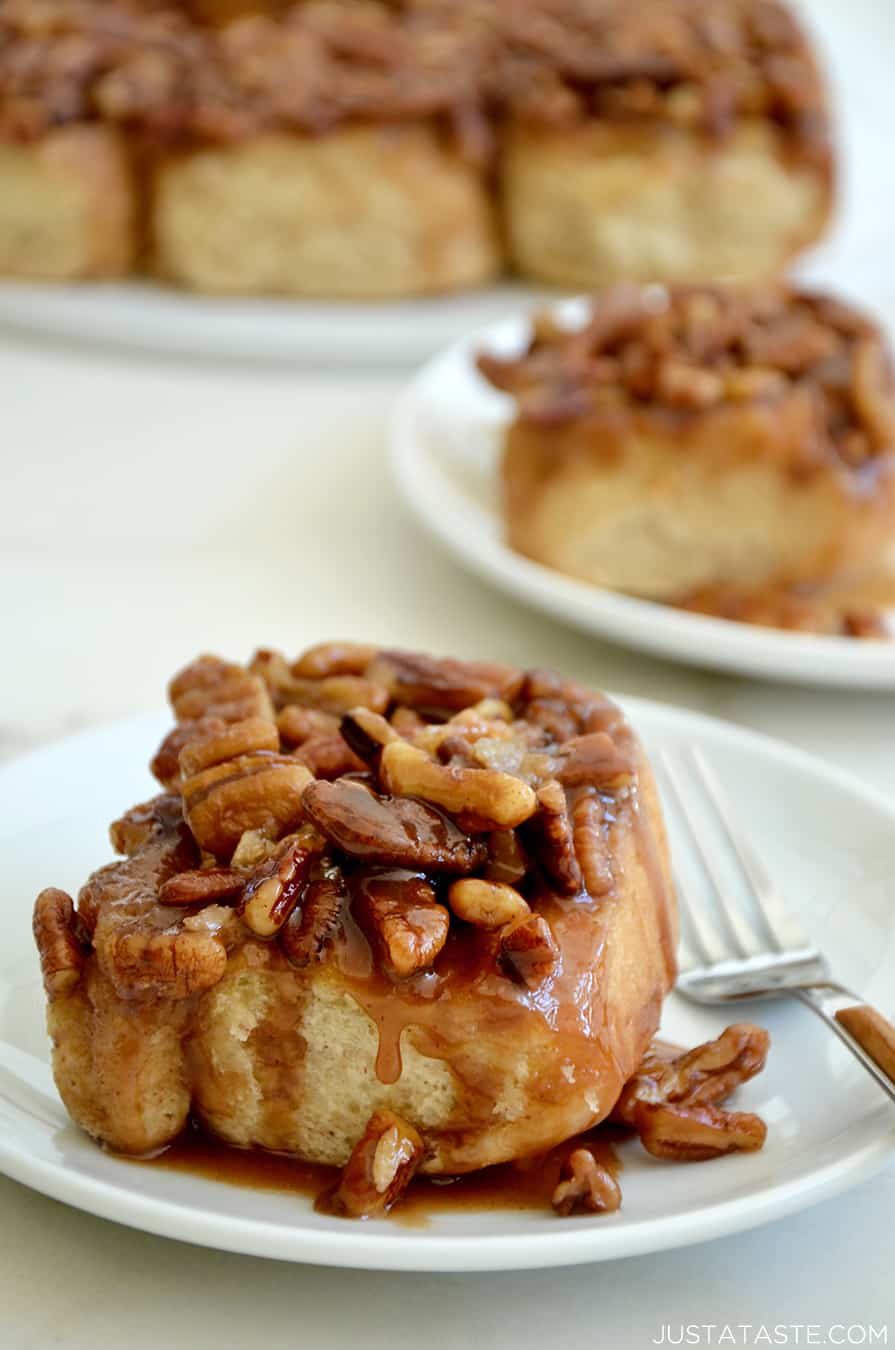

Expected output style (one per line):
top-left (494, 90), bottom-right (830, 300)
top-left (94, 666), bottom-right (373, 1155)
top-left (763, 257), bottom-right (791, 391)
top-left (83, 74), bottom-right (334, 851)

top-left (0, 0), bottom-right (832, 295)
top-left (33, 644), bottom-right (677, 1175)
top-left (483, 284), bottom-right (895, 630)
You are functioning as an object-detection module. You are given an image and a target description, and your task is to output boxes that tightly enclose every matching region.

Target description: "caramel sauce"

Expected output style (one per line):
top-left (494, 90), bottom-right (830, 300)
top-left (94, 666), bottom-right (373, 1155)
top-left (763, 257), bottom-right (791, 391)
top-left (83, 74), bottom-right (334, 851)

top-left (133, 1123), bottom-right (625, 1225)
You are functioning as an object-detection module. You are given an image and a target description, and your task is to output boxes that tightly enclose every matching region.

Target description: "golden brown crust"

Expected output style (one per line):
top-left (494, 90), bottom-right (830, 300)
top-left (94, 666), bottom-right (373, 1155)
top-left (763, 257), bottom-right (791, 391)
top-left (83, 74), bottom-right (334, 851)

top-left (34, 642), bottom-right (677, 1173)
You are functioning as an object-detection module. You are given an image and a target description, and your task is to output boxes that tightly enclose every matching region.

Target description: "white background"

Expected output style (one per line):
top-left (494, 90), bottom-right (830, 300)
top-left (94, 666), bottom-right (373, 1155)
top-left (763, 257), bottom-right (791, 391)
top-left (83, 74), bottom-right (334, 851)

top-left (2, 0), bottom-right (894, 1341)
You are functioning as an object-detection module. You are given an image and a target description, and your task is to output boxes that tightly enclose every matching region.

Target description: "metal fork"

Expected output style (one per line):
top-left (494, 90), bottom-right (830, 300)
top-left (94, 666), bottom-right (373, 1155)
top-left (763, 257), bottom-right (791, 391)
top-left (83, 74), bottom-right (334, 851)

top-left (660, 746), bottom-right (895, 1105)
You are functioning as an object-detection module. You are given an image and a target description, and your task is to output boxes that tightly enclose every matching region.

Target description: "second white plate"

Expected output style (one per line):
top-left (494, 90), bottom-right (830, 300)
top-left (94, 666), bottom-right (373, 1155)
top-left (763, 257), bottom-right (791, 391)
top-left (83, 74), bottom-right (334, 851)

top-left (388, 311), bottom-right (895, 689)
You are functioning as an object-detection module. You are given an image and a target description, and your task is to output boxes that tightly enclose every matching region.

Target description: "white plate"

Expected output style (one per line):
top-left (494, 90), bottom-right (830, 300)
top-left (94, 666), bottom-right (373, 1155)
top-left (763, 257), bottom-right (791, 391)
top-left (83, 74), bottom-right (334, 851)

top-left (389, 309), bottom-right (895, 689)
top-left (2, 705), bottom-right (894, 1271)
top-left (0, 278), bottom-right (552, 367)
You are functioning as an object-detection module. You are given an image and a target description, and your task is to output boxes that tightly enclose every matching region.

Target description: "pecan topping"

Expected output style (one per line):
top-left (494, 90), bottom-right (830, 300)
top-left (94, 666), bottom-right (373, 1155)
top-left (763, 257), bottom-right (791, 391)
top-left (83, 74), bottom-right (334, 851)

top-left (484, 829), bottom-right (529, 885)
top-left (302, 779), bottom-right (487, 873)
top-left (291, 641), bottom-right (378, 680)
top-left (239, 829), bottom-right (324, 938)
top-left (447, 877), bottom-right (530, 929)
top-left (158, 867), bottom-right (245, 906)
top-left (279, 868), bottom-right (345, 968)
top-left (520, 780), bottom-right (582, 895)
top-left (367, 649), bottom-right (520, 716)
top-left (339, 707), bottom-right (399, 764)
top-left (326, 1109), bottom-right (423, 1219)
top-left (552, 1148), bottom-right (621, 1216)
top-left (178, 716), bottom-right (279, 779)
top-left (614, 1024), bottom-right (770, 1123)
top-left (168, 655), bottom-right (273, 724)
top-left (379, 740), bottom-right (538, 831)
top-left (293, 732), bottom-right (366, 780)
top-left (480, 285), bottom-right (894, 472)
top-left (276, 705), bottom-right (339, 747)
top-left (500, 912), bottom-right (559, 988)
top-left (33, 888), bottom-right (85, 997)
top-left (150, 716), bottom-right (226, 790)
top-left (352, 872), bottom-right (450, 977)
top-left (633, 1101), bottom-right (767, 1160)
top-left (182, 753), bottom-right (313, 860)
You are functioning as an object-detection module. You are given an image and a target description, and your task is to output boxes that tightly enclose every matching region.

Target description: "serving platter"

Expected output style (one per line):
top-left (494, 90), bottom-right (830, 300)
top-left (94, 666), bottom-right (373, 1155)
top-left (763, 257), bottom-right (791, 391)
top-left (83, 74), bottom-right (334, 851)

top-left (2, 704), bottom-right (893, 1270)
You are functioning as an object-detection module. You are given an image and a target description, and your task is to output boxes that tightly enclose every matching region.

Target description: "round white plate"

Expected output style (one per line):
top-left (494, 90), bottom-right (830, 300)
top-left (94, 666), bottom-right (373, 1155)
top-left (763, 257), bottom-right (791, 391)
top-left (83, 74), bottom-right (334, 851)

top-left (0, 278), bottom-right (553, 367)
top-left (2, 705), bottom-right (894, 1271)
top-left (389, 307), bottom-right (895, 689)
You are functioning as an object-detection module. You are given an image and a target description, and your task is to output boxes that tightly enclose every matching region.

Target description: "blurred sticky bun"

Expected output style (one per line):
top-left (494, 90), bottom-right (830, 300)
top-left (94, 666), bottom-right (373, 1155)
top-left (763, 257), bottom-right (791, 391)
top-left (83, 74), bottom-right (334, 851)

top-left (481, 284), bottom-right (895, 638)
top-left (0, 0), bottom-right (831, 295)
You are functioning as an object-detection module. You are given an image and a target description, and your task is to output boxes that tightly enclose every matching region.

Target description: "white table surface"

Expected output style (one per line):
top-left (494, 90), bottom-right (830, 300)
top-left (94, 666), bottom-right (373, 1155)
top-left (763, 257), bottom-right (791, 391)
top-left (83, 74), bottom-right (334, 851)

top-left (2, 329), bottom-right (894, 1346)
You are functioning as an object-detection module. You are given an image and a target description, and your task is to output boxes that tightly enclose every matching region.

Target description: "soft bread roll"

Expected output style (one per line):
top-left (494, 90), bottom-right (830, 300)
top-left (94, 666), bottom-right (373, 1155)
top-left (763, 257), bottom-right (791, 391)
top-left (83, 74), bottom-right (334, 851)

top-left (0, 126), bottom-right (135, 280)
top-left (151, 127), bottom-right (501, 298)
top-left (502, 121), bottom-right (831, 287)
top-left (35, 645), bottom-right (677, 1173)
top-left (483, 285), bottom-right (895, 613)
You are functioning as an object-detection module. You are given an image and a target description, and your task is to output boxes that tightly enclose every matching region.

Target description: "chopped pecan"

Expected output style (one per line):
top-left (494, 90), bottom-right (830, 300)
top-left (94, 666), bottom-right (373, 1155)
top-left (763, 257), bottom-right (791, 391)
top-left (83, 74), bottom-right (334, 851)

top-left (633, 1101), bottom-right (767, 1161)
top-left (500, 912), bottom-right (559, 988)
top-left (448, 877), bottom-right (530, 929)
top-left (158, 867), bottom-right (244, 906)
top-left (150, 716), bottom-right (226, 789)
top-left (367, 649), bottom-right (520, 716)
top-left (182, 753), bottom-right (313, 860)
top-left (327, 1109), bottom-right (423, 1218)
top-left (291, 641), bottom-right (378, 680)
top-left (379, 741), bottom-right (538, 830)
top-left (279, 868), bottom-right (345, 968)
top-left (352, 872), bottom-right (450, 977)
top-left (302, 779), bottom-right (486, 873)
top-left (33, 888), bottom-right (85, 997)
top-left (239, 828), bottom-right (324, 938)
top-left (293, 732), bottom-right (365, 780)
top-left (552, 1148), bottom-right (621, 1216)
top-left (339, 707), bottom-right (399, 764)
top-left (230, 828), bottom-right (277, 869)
top-left (521, 779), bottom-right (582, 895)
top-left (277, 705), bottom-right (339, 747)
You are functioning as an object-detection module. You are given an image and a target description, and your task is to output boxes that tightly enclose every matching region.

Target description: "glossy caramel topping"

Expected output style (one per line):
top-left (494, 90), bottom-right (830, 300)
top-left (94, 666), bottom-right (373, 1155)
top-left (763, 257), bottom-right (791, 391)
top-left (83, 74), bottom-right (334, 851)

top-left (0, 0), bottom-right (828, 168)
top-left (480, 284), bottom-right (895, 474)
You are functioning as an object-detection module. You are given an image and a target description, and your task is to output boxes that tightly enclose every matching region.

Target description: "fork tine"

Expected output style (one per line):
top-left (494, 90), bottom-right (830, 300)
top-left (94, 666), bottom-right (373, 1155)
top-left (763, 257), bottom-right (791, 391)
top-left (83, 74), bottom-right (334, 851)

top-left (673, 880), bottom-right (718, 972)
top-left (660, 751), bottom-right (765, 961)
top-left (691, 748), bottom-right (813, 954)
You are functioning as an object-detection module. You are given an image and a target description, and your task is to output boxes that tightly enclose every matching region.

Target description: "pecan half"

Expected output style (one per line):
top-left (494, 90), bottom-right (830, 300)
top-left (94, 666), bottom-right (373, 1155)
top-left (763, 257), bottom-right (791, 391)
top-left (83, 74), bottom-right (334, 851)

top-left (302, 779), bottom-right (486, 873)
top-left (182, 753), bottom-right (313, 860)
top-left (633, 1101), bottom-right (767, 1160)
top-left (158, 867), bottom-right (245, 907)
top-left (557, 733), bottom-right (633, 789)
top-left (276, 705), bottom-right (339, 747)
top-left (178, 716), bottom-right (279, 779)
top-left (614, 1024), bottom-right (770, 1124)
top-left (367, 649), bottom-right (520, 715)
top-left (379, 741), bottom-right (538, 830)
top-left (484, 829), bottom-right (528, 885)
top-left (552, 1148), bottom-right (621, 1216)
top-left (99, 924), bottom-right (228, 1000)
top-left (279, 869), bottom-right (345, 968)
top-left (327, 1109), bottom-right (423, 1219)
top-left (293, 732), bottom-right (365, 780)
top-left (570, 791), bottom-right (614, 897)
top-left (33, 888), bottom-right (85, 997)
top-left (500, 913), bottom-right (559, 988)
top-left (150, 716), bottom-right (226, 789)
top-left (353, 872), bottom-right (450, 977)
top-left (169, 656), bottom-right (273, 724)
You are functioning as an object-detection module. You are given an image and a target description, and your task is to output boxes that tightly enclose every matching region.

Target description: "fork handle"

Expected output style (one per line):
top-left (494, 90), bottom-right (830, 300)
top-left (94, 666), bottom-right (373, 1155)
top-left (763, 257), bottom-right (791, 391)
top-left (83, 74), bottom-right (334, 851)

top-left (794, 987), bottom-right (895, 1105)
